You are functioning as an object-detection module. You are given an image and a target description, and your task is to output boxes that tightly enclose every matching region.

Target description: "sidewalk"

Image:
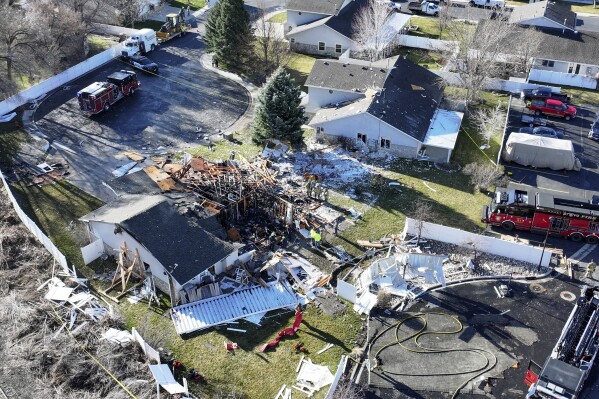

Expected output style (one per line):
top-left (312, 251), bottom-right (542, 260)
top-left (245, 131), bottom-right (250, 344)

top-left (200, 52), bottom-right (260, 133)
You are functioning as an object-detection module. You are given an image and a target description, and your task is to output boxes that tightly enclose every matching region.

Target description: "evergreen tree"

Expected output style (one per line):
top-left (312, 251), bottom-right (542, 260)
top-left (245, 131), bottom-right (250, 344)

top-left (253, 68), bottom-right (307, 146)
top-left (204, 0), bottom-right (253, 69)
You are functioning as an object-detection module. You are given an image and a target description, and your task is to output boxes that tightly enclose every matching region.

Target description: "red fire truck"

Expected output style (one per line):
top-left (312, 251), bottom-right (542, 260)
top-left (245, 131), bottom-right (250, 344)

top-left (482, 187), bottom-right (599, 244)
top-left (76, 70), bottom-right (139, 115)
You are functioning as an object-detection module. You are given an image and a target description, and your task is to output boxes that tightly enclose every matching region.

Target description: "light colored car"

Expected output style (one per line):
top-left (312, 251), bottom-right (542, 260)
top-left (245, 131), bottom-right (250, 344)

top-left (516, 126), bottom-right (564, 139)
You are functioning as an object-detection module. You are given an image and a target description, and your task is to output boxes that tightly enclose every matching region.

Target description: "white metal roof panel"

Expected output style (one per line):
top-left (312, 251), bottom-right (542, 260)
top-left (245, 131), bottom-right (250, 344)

top-left (148, 364), bottom-right (187, 394)
top-left (170, 281), bottom-right (298, 335)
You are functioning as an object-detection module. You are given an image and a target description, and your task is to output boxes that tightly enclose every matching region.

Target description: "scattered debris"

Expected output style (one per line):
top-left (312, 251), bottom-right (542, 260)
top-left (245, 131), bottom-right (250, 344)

top-left (293, 356), bottom-right (335, 397)
top-left (102, 328), bottom-right (134, 344)
top-left (148, 364), bottom-right (189, 397)
top-left (317, 343), bottom-right (334, 354)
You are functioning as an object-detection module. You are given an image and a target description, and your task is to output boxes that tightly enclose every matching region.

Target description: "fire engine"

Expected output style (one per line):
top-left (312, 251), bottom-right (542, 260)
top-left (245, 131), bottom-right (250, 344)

top-left (525, 286), bottom-right (599, 399)
top-left (482, 186), bottom-right (599, 244)
top-left (76, 70), bottom-right (139, 115)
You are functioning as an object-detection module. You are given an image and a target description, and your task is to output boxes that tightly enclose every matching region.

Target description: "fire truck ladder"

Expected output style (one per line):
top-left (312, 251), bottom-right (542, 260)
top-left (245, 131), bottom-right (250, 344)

top-left (558, 298), bottom-right (599, 367)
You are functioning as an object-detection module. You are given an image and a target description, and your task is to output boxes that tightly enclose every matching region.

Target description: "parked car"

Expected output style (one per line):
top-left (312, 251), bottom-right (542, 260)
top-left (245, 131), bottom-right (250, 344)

top-left (589, 116), bottom-right (599, 140)
top-left (527, 99), bottom-right (576, 121)
top-left (470, 0), bottom-right (504, 8)
top-left (516, 126), bottom-right (564, 139)
top-left (408, 1), bottom-right (440, 16)
top-left (520, 89), bottom-right (570, 104)
top-left (126, 55), bottom-right (159, 74)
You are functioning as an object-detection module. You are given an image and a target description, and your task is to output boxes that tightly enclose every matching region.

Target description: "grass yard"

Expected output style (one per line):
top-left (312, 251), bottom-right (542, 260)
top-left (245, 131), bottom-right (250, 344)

top-left (87, 35), bottom-right (117, 58)
top-left (0, 128), bottom-right (28, 168)
top-left (9, 181), bottom-right (104, 274)
top-left (133, 19), bottom-right (166, 31)
top-left (285, 53), bottom-right (318, 90)
top-left (119, 300), bottom-right (361, 399)
top-left (189, 128), bottom-right (262, 161)
top-left (169, 0), bottom-right (206, 11)
top-left (395, 48), bottom-right (445, 70)
top-left (268, 11), bottom-right (287, 23)
top-left (408, 17), bottom-right (475, 41)
top-left (561, 86), bottom-right (599, 105)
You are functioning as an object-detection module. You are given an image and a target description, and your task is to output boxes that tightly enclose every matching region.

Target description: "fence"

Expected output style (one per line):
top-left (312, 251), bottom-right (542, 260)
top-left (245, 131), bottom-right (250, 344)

top-left (529, 69), bottom-right (597, 90)
top-left (402, 218), bottom-right (552, 267)
top-left (0, 169), bottom-right (69, 273)
top-left (131, 327), bottom-right (161, 364)
top-left (325, 355), bottom-right (348, 399)
top-left (397, 35), bottom-right (453, 52)
top-left (432, 70), bottom-right (561, 94)
top-left (0, 43), bottom-right (124, 116)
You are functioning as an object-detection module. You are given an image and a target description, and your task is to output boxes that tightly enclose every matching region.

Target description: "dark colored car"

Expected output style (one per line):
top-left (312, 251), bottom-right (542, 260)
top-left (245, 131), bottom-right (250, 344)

top-left (127, 55), bottom-right (159, 74)
top-left (521, 89), bottom-right (570, 104)
top-left (589, 116), bottom-right (599, 140)
top-left (516, 126), bottom-right (564, 139)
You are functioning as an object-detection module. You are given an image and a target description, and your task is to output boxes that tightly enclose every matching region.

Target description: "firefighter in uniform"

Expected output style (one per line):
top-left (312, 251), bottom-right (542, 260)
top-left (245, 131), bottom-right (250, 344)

top-left (586, 260), bottom-right (596, 279)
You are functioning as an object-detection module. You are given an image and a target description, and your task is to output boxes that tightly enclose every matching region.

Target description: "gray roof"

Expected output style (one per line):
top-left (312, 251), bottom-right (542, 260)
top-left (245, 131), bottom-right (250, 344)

top-left (536, 28), bottom-right (599, 66)
top-left (367, 57), bottom-right (443, 142)
top-left (325, 0), bottom-right (367, 40)
top-left (310, 97), bottom-right (373, 125)
top-left (286, 0), bottom-right (341, 15)
top-left (107, 170), bottom-right (162, 196)
top-left (509, 0), bottom-right (576, 30)
top-left (305, 59), bottom-right (389, 91)
top-left (120, 201), bottom-right (235, 285)
top-left (287, 16), bottom-right (331, 36)
top-left (81, 195), bottom-right (235, 286)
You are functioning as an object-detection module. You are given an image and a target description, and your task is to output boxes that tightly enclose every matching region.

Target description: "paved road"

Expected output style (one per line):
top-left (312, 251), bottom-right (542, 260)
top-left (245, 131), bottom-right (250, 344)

top-left (577, 15), bottom-right (599, 33)
top-left (34, 33), bottom-right (249, 201)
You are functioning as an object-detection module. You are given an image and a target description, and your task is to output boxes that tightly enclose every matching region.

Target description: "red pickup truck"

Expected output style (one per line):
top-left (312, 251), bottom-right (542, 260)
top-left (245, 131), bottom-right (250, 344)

top-left (527, 98), bottom-right (576, 120)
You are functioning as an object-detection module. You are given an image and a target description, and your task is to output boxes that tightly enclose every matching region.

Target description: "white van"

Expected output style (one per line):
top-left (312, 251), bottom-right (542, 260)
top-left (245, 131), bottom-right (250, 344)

top-left (470, 0), bottom-right (504, 8)
top-left (121, 28), bottom-right (158, 58)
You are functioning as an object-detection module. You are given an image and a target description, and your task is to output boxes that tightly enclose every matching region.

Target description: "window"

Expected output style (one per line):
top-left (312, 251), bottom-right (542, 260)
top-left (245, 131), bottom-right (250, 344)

top-left (568, 64), bottom-right (574, 74)
top-left (318, 42), bottom-right (325, 51)
top-left (380, 138), bottom-right (390, 148)
top-left (335, 44), bottom-right (342, 53)
top-left (575, 64), bottom-right (581, 74)
top-left (591, 222), bottom-right (599, 231)
top-left (357, 133), bottom-right (367, 143)
top-left (541, 60), bottom-right (555, 67)
top-left (328, 89), bottom-right (333, 94)
top-left (290, 38), bottom-right (295, 43)
top-left (316, 127), bottom-right (324, 134)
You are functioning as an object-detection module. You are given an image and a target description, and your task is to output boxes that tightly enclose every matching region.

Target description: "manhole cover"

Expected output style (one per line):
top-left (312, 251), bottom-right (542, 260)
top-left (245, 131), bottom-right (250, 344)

top-left (530, 284), bottom-right (545, 293)
top-left (560, 291), bottom-right (576, 301)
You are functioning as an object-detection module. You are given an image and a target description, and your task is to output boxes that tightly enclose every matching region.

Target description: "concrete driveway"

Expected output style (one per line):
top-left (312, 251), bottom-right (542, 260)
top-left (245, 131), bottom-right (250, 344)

top-left (34, 33), bottom-right (249, 201)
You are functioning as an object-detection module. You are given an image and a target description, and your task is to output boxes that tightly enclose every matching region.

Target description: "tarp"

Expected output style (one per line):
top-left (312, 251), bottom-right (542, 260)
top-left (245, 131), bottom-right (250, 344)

top-left (503, 133), bottom-right (581, 171)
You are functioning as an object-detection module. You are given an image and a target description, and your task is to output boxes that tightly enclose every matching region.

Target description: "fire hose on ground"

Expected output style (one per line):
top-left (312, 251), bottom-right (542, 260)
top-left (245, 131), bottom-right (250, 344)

top-left (367, 312), bottom-right (498, 399)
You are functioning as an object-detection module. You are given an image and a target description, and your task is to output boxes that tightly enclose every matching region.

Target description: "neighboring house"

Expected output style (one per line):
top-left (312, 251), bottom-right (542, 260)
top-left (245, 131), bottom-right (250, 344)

top-left (509, 1), bottom-right (599, 89)
top-left (287, 0), bottom-right (410, 59)
top-left (285, 0), bottom-right (348, 32)
top-left (308, 57), bottom-right (464, 163)
top-left (80, 195), bottom-right (245, 304)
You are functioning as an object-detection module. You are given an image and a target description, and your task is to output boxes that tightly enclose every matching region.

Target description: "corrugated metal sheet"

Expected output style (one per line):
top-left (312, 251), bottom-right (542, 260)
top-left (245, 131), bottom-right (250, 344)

top-left (170, 281), bottom-right (298, 335)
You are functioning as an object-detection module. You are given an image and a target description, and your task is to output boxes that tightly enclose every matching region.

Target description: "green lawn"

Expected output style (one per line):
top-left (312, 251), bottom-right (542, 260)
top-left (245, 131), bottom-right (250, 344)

top-left (285, 53), bottom-right (317, 90)
top-left (169, 0), bottom-right (206, 11)
top-left (119, 300), bottom-right (360, 399)
top-left (408, 17), bottom-right (475, 41)
top-left (189, 128), bottom-right (262, 162)
top-left (561, 86), bottom-right (599, 105)
top-left (133, 19), bottom-right (165, 31)
top-left (395, 48), bottom-right (445, 70)
top-left (87, 35), bottom-right (117, 58)
top-left (268, 11), bottom-right (287, 23)
top-left (9, 181), bottom-right (104, 273)
top-left (0, 128), bottom-right (28, 168)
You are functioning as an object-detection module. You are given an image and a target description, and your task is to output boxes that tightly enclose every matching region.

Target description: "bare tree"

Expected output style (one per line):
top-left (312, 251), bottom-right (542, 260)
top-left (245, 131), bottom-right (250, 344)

top-left (409, 199), bottom-right (436, 245)
top-left (443, 17), bottom-right (512, 104)
top-left (110, 0), bottom-right (157, 29)
top-left (253, 1), bottom-right (292, 81)
top-left (463, 162), bottom-right (504, 193)
top-left (511, 26), bottom-right (544, 75)
top-left (352, 0), bottom-right (394, 61)
top-left (29, 1), bottom-right (87, 73)
top-left (331, 378), bottom-right (365, 399)
top-left (471, 103), bottom-right (504, 148)
top-left (0, 4), bottom-right (35, 94)
top-left (438, 4), bottom-right (452, 40)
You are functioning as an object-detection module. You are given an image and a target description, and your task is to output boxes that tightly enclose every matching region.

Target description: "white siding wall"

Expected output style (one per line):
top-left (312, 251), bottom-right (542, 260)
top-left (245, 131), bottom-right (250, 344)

top-left (520, 17), bottom-right (566, 30)
top-left (533, 59), bottom-right (569, 73)
top-left (307, 87), bottom-right (364, 109)
top-left (289, 25), bottom-right (355, 57)
top-left (285, 11), bottom-right (329, 32)
top-left (88, 221), bottom-right (171, 287)
top-left (532, 59), bottom-right (599, 77)
top-left (312, 113), bottom-right (420, 149)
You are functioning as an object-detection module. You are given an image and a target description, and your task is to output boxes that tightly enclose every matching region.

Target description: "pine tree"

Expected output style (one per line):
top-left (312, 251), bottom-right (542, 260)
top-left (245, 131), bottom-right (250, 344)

top-left (204, 0), bottom-right (253, 69)
top-left (253, 68), bottom-right (307, 146)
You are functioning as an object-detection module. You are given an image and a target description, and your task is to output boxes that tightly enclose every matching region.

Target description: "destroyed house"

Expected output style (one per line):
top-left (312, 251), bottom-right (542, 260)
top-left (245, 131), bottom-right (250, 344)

top-left (80, 195), bottom-right (241, 302)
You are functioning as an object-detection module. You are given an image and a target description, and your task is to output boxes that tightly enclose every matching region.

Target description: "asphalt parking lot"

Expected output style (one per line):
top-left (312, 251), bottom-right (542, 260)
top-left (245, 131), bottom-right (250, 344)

top-left (502, 97), bottom-right (599, 196)
top-left (34, 32), bottom-right (249, 201)
top-left (365, 277), bottom-right (599, 399)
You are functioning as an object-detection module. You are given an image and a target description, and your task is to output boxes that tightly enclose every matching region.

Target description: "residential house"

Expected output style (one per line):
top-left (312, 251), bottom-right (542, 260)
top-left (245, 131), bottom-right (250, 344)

top-left (509, 1), bottom-right (599, 89)
top-left (287, 0), bottom-right (410, 59)
top-left (285, 0), bottom-right (347, 32)
top-left (80, 195), bottom-right (246, 304)
top-left (308, 56), bottom-right (464, 163)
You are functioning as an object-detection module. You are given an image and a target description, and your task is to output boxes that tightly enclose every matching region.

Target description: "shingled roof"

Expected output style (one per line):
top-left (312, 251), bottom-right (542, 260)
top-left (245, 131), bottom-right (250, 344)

top-left (509, 0), bottom-right (577, 31)
top-left (286, 0), bottom-right (342, 15)
top-left (305, 58), bottom-right (390, 91)
top-left (367, 57), bottom-right (443, 142)
top-left (324, 0), bottom-right (367, 40)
